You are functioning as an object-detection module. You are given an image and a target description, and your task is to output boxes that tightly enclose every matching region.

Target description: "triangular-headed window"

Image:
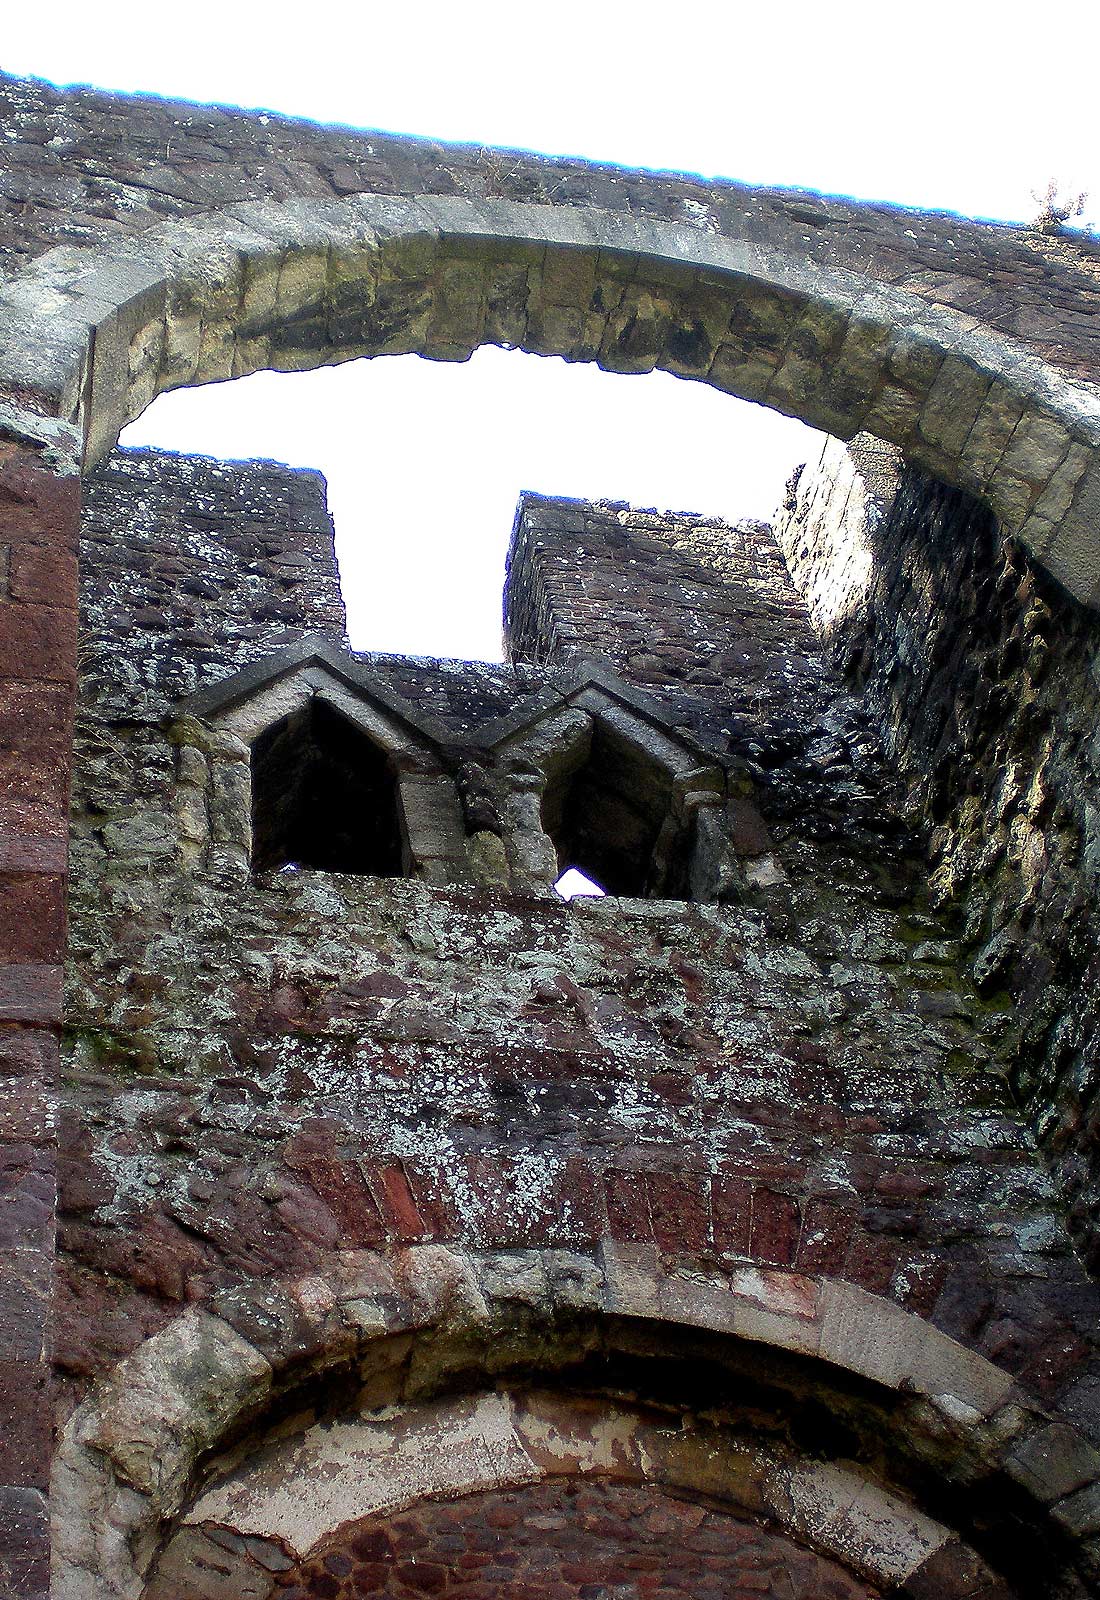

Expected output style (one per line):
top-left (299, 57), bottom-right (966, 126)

top-left (251, 697), bottom-right (405, 876)
top-left (540, 712), bottom-right (697, 900)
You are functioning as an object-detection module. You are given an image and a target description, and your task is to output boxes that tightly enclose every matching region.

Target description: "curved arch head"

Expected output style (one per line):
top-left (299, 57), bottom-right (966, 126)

top-left (53, 1246), bottom-right (1100, 1600)
top-left (4, 194), bottom-right (1100, 606)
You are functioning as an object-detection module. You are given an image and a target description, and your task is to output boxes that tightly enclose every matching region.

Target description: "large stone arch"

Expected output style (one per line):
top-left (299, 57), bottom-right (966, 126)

top-left (3, 194), bottom-right (1100, 603)
top-left (51, 1246), bottom-right (1100, 1600)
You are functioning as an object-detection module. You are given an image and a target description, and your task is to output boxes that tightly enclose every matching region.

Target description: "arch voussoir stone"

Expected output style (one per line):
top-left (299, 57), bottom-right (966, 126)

top-left (5, 194), bottom-right (1100, 605)
top-left (51, 1246), bottom-right (1100, 1600)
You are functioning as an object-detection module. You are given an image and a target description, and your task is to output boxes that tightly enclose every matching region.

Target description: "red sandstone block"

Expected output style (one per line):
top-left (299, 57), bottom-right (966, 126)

top-left (0, 681), bottom-right (73, 839)
top-left (0, 604), bottom-right (77, 685)
top-left (0, 1483), bottom-right (49, 1600)
top-left (795, 1198), bottom-right (858, 1277)
top-left (370, 1162), bottom-right (431, 1243)
top-left (0, 1030), bottom-right (56, 1085)
top-left (0, 837), bottom-right (65, 875)
top-left (604, 1169), bottom-right (652, 1245)
top-left (0, 876), bottom-right (65, 965)
top-left (0, 1081), bottom-right (52, 1146)
top-left (0, 677), bottom-right (72, 753)
top-left (0, 1144), bottom-right (52, 1251)
top-left (0, 1249), bottom-right (49, 1365)
top-left (750, 1189), bottom-right (800, 1269)
top-left (0, 968), bottom-right (61, 1025)
top-left (844, 1229), bottom-right (901, 1295)
top-left (556, 1158), bottom-right (603, 1247)
top-left (461, 1154), bottom-right (589, 1250)
top-left (1016, 1327), bottom-right (1092, 1404)
top-left (710, 1175), bottom-right (753, 1257)
top-left (890, 1251), bottom-right (947, 1317)
top-left (8, 544), bottom-right (78, 610)
top-left (0, 1363), bottom-right (49, 1489)
top-left (646, 1170), bottom-right (711, 1259)
top-left (0, 450), bottom-right (81, 535)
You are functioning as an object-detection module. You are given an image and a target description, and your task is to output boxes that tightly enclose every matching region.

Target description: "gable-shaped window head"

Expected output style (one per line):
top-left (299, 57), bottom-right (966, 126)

top-left (541, 713), bottom-right (698, 901)
top-left (251, 697), bottom-right (405, 876)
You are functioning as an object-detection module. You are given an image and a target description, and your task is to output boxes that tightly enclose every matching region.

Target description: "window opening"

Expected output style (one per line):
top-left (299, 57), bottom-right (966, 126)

top-left (553, 867), bottom-right (606, 900)
top-left (541, 719), bottom-right (695, 900)
top-left (251, 697), bottom-right (405, 876)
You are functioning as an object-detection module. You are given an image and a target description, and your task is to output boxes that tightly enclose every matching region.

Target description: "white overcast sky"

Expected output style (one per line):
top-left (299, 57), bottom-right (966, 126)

top-left (5, 3), bottom-right (1097, 660)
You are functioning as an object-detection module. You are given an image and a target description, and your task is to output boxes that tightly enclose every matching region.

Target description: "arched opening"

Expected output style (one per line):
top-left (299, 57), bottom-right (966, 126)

top-left (52, 1252), bottom-right (1091, 1600)
top-left (118, 353), bottom-right (819, 662)
top-left (541, 715), bottom-right (696, 900)
top-left (16, 195), bottom-right (1089, 606)
top-left (251, 697), bottom-right (405, 877)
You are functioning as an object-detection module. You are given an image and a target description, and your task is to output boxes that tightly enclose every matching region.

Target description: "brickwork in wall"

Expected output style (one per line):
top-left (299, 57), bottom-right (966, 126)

top-left (0, 429), bottom-right (80, 1600)
top-left (268, 1480), bottom-right (882, 1600)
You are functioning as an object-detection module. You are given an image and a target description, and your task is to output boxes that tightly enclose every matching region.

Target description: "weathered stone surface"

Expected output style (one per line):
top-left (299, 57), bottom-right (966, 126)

top-left (3, 64), bottom-right (1100, 1599)
top-left (774, 436), bottom-right (1100, 1289)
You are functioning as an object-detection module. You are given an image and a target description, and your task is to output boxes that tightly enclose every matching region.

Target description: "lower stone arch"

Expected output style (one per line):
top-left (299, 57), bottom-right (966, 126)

top-left (146, 1386), bottom-right (963, 1599)
top-left (51, 1246), bottom-right (1100, 1599)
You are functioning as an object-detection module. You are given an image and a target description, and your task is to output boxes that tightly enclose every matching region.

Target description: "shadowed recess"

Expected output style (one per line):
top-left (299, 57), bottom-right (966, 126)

top-left (251, 698), bottom-right (405, 876)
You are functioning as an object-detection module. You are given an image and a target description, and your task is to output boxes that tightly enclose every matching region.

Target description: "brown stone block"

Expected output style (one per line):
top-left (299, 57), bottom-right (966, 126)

top-left (795, 1198), bottom-right (857, 1277)
top-left (0, 603), bottom-right (76, 685)
top-left (710, 1173), bottom-right (753, 1258)
top-left (378, 1161), bottom-right (458, 1244)
top-left (284, 1135), bottom-right (386, 1247)
top-left (0, 837), bottom-right (65, 875)
top-left (0, 1084), bottom-right (50, 1149)
top-left (0, 761), bottom-right (69, 840)
top-left (843, 1229), bottom-right (901, 1296)
top-left (726, 795), bottom-right (772, 858)
top-left (0, 452), bottom-right (80, 540)
top-left (0, 1248), bottom-right (50, 1365)
top-left (0, 968), bottom-right (61, 1026)
top-left (0, 1483), bottom-right (48, 1600)
top-left (604, 1169), bottom-right (652, 1246)
top-left (646, 1170), bottom-right (711, 1259)
top-left (0, 1364), bottom-right (49, 1489)
top-left (750, 1188), bottom-right (800, 1269)
top-left (0, 876), bottom-right (64, 965)
top-left (370, 1161), bottom-right (434, 1243)
top-left (556, 1157), bottom-right (603, 1248)
top-left (0, 1145), bottom-right (52, 1249)
top-left (0, 1030), bottom-right (56, 1086)
top-left (0, 678), bottom-right (72, 752)
top-left (0, 679), bottom-right (73, 839)
top-left (7, 543), bottom-right (78, 609)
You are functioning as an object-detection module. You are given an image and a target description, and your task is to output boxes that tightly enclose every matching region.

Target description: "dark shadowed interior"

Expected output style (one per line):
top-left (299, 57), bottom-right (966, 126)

top-left (251, 697), bottom-right (405, 876)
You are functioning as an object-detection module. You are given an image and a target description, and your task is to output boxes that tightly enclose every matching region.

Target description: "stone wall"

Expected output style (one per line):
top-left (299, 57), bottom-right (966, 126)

top-left (775, 439), bottom-right (1100, 1277)
top-left (0, 427), bottom-right (80, 1600)
top-left (49, 444), bottom-right (1100, 1598)
top-left (4, 65), bottom-right (1100, 1599)
top-left (2, 72), bottom-right (1100, 389)
top-left (504, 493), bottom-right (912, 880)
top-left (253, 1480), bottom-right (883, 1600)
